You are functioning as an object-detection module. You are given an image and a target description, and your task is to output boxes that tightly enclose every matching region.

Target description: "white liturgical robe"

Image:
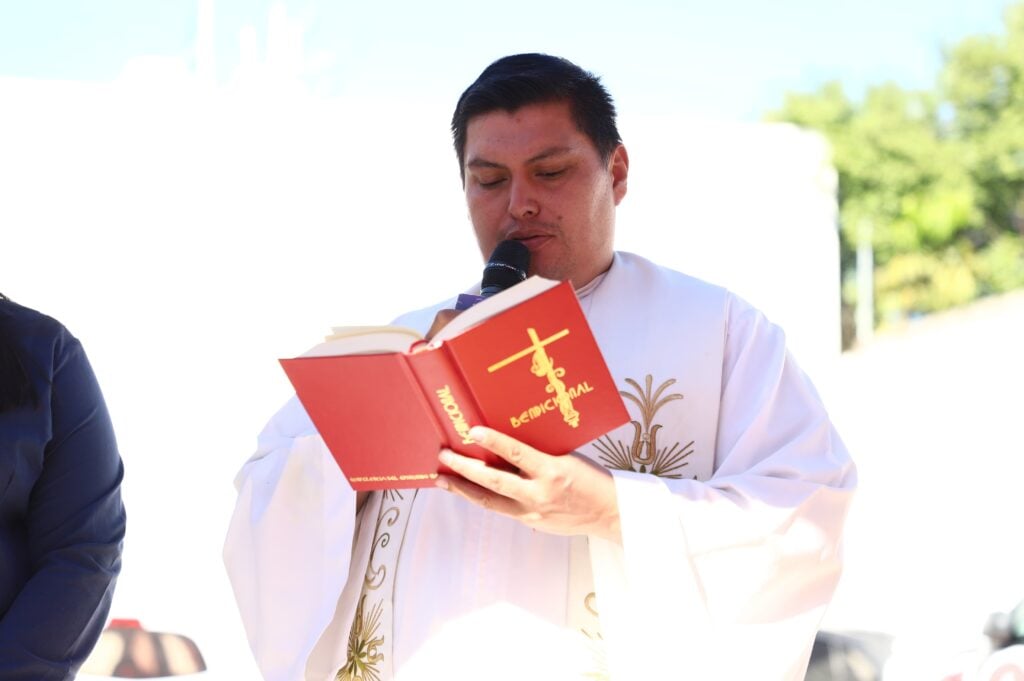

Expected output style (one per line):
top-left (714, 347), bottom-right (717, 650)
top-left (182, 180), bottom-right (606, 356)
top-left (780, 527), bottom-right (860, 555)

top-left (224, 251), bottom-right (857, 681)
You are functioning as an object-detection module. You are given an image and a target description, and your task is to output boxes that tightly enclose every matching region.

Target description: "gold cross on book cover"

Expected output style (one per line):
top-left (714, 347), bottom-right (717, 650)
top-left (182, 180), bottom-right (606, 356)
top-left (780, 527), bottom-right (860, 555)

top-left (487, 328), bottom-right (581, 429)
top-left (280, 278), bottom-right (629, 490)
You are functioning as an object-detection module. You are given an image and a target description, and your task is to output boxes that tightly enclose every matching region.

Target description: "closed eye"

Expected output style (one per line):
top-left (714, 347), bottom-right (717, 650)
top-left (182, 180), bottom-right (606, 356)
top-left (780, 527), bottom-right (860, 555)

top-left (472, 173), bottom-right (508, 189)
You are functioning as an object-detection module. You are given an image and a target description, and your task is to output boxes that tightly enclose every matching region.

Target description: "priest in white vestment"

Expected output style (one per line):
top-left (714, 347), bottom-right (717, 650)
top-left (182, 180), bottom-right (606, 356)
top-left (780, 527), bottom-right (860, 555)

top-left (224, 53), bottom-right (857, 681)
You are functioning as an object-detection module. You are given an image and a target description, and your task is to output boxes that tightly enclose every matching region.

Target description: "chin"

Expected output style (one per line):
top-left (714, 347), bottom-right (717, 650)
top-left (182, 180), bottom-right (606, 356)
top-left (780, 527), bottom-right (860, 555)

top-left (530, 267), bottom-right (567, 282)
top-left (526, 256), bottom-right (560, 281)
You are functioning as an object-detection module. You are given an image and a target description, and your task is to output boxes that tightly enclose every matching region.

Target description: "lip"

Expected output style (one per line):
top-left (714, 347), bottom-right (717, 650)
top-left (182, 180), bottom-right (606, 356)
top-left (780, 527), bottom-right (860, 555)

top-left (504, 230), bottom-right (554, 252)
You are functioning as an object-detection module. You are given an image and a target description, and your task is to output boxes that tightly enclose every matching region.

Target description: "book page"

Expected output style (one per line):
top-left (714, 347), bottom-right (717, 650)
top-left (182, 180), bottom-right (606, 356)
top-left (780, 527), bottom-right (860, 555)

top-left (295, 276), bottom-right (558, 358)
top-left (301, 327), bottom-right (423, 357)
top-left (431, 276), bottom-right (560, 345)
top-left (325, 325), bottom-right (423, 341)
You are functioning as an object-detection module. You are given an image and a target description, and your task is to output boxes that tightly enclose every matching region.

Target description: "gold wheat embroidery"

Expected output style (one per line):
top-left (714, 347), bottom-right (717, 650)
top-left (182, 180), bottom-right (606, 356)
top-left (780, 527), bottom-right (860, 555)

top-left (339, 490), bottom-right (410, 681)
top-left (337, 595), bottom-right (384, 681)
top-left (593, 375), bottom-right (693, 477)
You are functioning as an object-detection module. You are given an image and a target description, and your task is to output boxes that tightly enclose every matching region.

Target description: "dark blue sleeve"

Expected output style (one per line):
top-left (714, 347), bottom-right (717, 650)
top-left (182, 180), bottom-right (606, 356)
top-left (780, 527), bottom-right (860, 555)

top-left (0, 331), bottom-right (126, 680)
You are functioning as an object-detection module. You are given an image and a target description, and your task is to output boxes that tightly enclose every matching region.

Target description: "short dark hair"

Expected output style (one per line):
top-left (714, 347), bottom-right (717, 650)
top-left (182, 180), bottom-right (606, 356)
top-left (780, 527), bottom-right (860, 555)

top-left (451, 53), bottom-right (622, 182)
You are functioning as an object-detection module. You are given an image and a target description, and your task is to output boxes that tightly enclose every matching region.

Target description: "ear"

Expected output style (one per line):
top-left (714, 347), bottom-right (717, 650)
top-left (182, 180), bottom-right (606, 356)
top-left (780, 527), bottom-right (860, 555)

top-left (609, 144), bottom-right (629, 205)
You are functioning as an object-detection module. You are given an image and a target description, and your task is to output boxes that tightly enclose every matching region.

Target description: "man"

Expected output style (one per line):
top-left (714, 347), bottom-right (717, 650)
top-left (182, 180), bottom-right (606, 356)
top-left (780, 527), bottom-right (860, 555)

top-left (0, 294), bottom-right (126, 679)
top-left (224, 53), bottom-right (856, 680)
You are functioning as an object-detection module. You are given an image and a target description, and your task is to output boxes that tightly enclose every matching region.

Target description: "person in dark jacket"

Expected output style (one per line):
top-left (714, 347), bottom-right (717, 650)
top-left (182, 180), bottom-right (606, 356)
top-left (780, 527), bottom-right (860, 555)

top-left (0, 293), bottom-right (126, 680)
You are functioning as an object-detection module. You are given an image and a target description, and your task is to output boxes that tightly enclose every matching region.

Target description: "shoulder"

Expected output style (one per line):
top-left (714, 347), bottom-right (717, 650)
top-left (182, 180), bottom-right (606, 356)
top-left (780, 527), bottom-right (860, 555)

top-left (612, 251), bottom-right (727, 300)
top-left (0, 298), bottom-right (68, 341)
top-left (611, 250), bottom-right (741, 316)
top-left (611, 251), bottom-right (784, 348)
top-left (0, 298), bottom-right (79, 368)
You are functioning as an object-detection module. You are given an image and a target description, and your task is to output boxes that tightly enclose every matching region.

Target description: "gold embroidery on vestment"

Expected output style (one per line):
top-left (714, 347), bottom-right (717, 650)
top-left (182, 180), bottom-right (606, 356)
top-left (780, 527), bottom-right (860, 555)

top-left (339, 490), bottom-right (413, 680)
top-left (365, 505), bottom-right (400, 591)
top-left (578, 375), bottom-right (694, 678)
top-left (579, 591), bottom-right (609, 680)
top-left (337, 594), bottom-right (384, 680)
top-left (593, 374), bottom-right (692, 477)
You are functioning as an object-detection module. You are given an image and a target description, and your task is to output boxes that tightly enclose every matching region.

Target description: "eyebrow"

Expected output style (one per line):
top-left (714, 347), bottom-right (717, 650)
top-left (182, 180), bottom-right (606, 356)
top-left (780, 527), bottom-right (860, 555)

top-left (466, 145), bottom-right (576, 170)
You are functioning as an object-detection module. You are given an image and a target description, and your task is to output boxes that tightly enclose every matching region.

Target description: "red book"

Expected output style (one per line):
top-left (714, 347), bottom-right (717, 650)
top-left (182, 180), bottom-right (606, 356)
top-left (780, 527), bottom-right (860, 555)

top-left (280, 278), bottom-right (629, 490)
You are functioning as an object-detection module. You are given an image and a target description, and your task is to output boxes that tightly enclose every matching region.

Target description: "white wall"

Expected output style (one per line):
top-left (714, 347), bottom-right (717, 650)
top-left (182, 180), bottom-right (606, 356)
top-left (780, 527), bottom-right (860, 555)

top-left (617, 114), bottom-right (841, 385)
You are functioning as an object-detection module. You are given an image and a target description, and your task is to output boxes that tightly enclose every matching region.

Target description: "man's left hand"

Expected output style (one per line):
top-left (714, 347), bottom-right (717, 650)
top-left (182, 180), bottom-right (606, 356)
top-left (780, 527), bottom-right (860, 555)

top-left (436, 426), bottom-right (622, 544)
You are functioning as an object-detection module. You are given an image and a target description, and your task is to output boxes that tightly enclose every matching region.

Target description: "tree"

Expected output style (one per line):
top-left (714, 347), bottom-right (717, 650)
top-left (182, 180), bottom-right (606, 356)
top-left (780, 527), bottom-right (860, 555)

top-left (942, 2), bottom-right (1024, 294)
top-left (768, 2), bottom-right (1024, 346)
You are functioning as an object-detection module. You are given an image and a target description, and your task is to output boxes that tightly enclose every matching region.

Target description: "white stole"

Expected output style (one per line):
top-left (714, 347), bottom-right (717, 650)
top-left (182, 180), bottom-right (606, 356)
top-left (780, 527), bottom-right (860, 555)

top-left (566, 252), bottom-right (727, 677)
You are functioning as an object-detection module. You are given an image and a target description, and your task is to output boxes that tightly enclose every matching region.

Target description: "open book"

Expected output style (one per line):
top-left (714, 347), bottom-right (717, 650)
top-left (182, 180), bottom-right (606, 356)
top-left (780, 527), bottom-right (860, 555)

top-left (280, 277), bottom-right (629, 490)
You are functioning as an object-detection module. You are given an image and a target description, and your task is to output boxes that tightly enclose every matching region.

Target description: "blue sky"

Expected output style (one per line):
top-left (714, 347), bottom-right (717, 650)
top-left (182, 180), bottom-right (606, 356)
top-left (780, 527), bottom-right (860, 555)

top-left (0, 0), bottom-right (1015, 121)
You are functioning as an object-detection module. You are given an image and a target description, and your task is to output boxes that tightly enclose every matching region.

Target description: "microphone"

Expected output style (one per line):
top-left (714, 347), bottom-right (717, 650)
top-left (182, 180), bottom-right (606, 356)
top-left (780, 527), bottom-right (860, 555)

top-left (481, 240), bottom-right (531, 297)
top-left (455, 240), bottom-right (531, 310)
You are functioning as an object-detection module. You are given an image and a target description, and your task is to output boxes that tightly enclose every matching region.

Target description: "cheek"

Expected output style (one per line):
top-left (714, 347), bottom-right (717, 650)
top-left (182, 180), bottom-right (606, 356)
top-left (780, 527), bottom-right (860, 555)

top-left (467, 199), bottom-right (500, 247)
top-left (586, 181), bottom-right (615, 221)
top-left (467, 191), bottom-right (499, 221)
top-left (468, 207), bottom-right (493, 238)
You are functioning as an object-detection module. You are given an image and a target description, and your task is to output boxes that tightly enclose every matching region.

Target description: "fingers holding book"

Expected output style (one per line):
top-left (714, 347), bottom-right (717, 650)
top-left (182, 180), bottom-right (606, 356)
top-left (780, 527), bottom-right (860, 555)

top-left (436, 426), bottom-right (622, 544)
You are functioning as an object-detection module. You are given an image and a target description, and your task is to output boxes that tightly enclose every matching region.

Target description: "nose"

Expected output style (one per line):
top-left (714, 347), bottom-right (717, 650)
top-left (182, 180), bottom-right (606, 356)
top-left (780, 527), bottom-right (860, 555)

top-left (508, 178), bottom-right (539, 220)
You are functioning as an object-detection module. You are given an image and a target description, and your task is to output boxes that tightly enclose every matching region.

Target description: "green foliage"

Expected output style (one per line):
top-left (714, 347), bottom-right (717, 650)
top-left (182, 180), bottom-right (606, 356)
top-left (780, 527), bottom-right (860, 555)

top-left (768, 2), bottom-right (1024, 342)
top-left (970, 233), bottom-right (1024, 292)
top-left (875, 249), bottom-right (977, 320)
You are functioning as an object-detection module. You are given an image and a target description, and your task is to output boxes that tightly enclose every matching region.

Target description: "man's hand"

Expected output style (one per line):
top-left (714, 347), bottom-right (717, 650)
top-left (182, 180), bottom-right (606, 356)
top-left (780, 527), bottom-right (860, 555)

top-left (435, 426), bottom-right (622, 544)
top-left (425, 308), bottom-right (462, 340)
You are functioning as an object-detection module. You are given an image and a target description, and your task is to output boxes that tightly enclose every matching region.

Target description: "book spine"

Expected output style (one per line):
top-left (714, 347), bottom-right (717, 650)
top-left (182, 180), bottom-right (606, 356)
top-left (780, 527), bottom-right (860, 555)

top-left (406, 346), bottom-right (489, 461)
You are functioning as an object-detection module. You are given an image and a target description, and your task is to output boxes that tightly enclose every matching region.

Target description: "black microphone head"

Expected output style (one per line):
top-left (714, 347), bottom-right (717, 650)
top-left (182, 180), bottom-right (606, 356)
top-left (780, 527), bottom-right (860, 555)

top-left (480, 240), bottom-right (531, 297)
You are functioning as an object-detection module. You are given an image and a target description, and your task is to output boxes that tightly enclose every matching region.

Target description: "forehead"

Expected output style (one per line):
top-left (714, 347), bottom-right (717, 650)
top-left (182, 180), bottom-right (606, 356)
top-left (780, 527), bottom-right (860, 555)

top-left (464, 101), bottom-right (591, 162)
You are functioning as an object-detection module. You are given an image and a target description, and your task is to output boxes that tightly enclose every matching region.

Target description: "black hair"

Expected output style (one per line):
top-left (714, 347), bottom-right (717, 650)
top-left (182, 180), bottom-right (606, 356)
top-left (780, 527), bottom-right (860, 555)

top-left (451, 53), bottom-right (622, 183)
top-left (0, 293), bottom-right (39, 412)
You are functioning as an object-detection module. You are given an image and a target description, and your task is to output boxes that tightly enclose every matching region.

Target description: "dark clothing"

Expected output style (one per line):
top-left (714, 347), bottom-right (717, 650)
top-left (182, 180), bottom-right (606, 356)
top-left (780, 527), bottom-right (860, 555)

top-left (0, 300), bottom-right (126, 680)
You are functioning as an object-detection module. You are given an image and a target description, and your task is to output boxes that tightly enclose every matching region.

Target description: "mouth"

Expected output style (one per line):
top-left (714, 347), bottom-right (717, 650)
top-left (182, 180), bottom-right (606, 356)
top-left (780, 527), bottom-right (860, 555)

top-left (505, 230), bottom-right (554, 252)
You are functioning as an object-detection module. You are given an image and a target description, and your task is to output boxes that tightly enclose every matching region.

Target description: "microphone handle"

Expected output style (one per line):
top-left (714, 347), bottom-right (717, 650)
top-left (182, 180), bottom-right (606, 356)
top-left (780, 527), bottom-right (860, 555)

top-left (454, 293), bottom-right (485, 311)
